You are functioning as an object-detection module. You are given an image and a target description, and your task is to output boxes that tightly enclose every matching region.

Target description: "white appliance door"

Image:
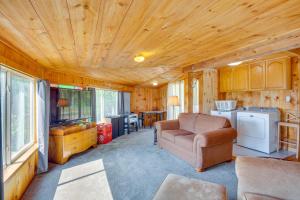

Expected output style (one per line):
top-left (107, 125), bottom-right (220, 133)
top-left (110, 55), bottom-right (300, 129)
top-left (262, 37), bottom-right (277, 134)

top-left (237, 113), bottom-right (268, 153)
top-left (238, 115), bottom-right (265, 139)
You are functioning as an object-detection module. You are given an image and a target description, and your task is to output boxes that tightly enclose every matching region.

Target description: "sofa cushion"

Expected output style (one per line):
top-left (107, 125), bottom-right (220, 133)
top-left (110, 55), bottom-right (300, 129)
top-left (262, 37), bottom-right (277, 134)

top-left (194, 114), bottom-right (231, 134)
top-left (161, 129), bottom-right (193, 143)
top-left (178, 113), bottom-right (198, 132)
top-left (175, 134), bottom-right (196, 152)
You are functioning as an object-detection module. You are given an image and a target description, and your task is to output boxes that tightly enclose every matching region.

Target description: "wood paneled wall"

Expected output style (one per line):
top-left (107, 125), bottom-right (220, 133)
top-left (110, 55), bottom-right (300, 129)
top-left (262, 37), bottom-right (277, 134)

top-left (44, 69), bottom-right (133, 92)
top-left (4, 147), bottom-right (38, 200)
top-left (200, 69), bottom-right (218, 114)
top-left (130, 87), bottom-right (159, 113)
top-left (186, 69), bottom-right (218, 114)
top-left (158, 85), bottom-right (168, 112)
top-left (184, 72), bottom-right (193, 113)
top-left (130, 86), bottom-right (167, 113)
top-left (0, 41), bottom-right (44, 78)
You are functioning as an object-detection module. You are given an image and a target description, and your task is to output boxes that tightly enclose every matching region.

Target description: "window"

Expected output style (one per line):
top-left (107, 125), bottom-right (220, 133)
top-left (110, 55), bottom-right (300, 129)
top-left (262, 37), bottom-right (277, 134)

top-left (1, 65), bottom-right (34, 166)
top-left (192, 79), bottom-right (199, 113)
top-left (81, 90), bottom-right (92, 118)
top-left (58, 88), bottom-right (92, 121)
top-left (95, 89), bottom-right (118, 123)
top-left (167, 80), bottom-right (184, 120)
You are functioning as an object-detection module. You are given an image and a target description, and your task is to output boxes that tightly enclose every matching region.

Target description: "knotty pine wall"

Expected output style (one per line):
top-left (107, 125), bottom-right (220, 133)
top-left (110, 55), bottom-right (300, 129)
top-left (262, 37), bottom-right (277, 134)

top-left (185, 69), bottom-right (218, 114)
top-left (44, 69), bottom-right (133, 92)
top-left (0, 41), bottom-right (44, 78)
top-left (130, 86), bottom-right (167, 126)
top-left (130, 85), bottom-right (167, 113)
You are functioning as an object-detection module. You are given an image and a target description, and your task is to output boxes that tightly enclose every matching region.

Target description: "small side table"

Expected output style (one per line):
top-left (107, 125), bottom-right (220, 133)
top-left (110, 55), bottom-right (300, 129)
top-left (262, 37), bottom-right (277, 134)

top-left (277, 121), bottom-right (300, 161)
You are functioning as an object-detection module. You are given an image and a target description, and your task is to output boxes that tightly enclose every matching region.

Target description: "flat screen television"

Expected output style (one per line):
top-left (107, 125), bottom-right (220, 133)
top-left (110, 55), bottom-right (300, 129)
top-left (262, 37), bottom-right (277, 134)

top-left (50, 86), bottom-right (94, 126)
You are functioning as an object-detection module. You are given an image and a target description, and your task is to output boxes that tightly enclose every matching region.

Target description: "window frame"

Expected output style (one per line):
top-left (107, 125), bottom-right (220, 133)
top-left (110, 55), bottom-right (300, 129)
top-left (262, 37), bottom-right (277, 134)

top-left (1, 65), bottom-right (35, 167)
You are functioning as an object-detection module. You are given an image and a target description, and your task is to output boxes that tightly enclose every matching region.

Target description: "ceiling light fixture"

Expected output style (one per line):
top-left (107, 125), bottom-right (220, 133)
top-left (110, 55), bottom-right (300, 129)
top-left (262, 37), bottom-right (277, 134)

top-left (228, 61), bottom-right (242, 66)
top-left (152, 81), bottom-right (158, 86)
top-left (134, 55), bottom-right (145, 63)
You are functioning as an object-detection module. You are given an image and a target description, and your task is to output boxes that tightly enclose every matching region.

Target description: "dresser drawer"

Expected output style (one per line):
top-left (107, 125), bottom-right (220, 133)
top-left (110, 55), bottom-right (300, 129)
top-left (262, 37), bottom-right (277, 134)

top-left (64, 142), bottom-right (78, 156)
top-left (64, 133), bottom-right (82, 145)
top-left (86, 136), bottom-right (97, 146)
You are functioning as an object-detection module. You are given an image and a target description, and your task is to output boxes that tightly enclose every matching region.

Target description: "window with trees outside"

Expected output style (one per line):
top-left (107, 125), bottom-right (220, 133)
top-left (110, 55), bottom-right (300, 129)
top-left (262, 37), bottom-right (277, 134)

top-left (1, 65), bottom-right (34, 167)
top-left (95, 89), bottom-right (118, 123)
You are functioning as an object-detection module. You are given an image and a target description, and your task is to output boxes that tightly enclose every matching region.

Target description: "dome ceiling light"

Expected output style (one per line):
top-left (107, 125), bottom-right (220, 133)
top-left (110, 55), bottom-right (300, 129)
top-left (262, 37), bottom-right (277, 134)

top-left (134, 55), bottom-right (145, 63)
top-left (152, 81), bottom-right (158, 86)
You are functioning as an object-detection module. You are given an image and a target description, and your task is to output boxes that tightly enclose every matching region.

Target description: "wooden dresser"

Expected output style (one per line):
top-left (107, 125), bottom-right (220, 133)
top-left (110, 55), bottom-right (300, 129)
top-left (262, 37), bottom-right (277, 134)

top-left (49, 123), bottom-right (97, 164)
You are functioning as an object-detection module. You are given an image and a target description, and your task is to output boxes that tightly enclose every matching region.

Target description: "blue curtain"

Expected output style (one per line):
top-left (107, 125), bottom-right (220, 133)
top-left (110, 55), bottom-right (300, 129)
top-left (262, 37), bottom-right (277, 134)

top-left (118, 92), bottom-right (130, 114)
top-left (37, 80), bottom-right (50, 173)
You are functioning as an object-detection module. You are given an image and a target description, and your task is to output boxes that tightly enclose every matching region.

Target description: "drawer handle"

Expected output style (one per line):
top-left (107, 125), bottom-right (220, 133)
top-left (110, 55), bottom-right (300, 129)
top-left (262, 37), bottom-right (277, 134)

top-left (250, 115), bottom-right (254, 117)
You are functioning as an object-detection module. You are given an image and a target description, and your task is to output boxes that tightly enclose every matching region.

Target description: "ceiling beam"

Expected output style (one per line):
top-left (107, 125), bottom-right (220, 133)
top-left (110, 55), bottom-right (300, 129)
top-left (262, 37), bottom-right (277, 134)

top-left (183, 29), bottom-right (300, 72)
top-left (289, 48), bottom-right (300, 56)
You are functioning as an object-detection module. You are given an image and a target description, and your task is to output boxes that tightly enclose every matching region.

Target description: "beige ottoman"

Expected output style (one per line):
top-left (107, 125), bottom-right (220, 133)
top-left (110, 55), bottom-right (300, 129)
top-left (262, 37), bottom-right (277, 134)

top-left (153, 174), bottom-right (227, 200)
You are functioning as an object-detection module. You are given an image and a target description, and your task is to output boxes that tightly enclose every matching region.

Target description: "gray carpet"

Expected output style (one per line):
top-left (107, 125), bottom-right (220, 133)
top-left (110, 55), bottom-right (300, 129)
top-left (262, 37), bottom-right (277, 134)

top-left (23, 129), bottom-right (237, 200)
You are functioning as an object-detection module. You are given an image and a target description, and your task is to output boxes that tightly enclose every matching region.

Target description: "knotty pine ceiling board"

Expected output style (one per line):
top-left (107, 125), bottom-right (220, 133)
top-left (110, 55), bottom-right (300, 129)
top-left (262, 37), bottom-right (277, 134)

top-left (0, 0), bottom-right (300, 86)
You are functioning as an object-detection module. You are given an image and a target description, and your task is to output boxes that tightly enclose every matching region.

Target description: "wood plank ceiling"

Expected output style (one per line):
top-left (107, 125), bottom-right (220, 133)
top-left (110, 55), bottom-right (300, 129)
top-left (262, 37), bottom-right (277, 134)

top-left (0, 0), bottom-right (300, 86)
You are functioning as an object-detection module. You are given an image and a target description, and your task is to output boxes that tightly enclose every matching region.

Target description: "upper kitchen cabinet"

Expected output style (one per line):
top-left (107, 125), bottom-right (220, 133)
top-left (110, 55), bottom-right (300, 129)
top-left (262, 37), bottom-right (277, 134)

top-left (219, 67), bottom-right (232, 92)
top-left (232, 64), bottom-right (249, 91)
top-left (265, 57), bottom-right (291, 90)
top-left (218, 56), bottom-right (292, 92)
top-left (249, 61), bottom-right (265, 90)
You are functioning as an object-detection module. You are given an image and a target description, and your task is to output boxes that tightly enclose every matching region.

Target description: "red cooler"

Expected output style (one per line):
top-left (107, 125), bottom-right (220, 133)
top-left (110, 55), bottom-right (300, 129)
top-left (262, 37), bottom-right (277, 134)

top-left (97, 123), bottom-right (112, 144)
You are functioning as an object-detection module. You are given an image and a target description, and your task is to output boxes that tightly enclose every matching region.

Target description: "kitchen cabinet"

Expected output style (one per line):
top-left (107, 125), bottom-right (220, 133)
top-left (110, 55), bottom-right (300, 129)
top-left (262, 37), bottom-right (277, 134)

top-left (249, 61), bottom-right (265, 90)
top-left (219, 67), bottom-right (232, 92)
top-left (232, 64), bottom-right (249, 91)
top-left (218, 57), bottom-right (291, 92)
top-left (265, 57), bottom-right (291, 90)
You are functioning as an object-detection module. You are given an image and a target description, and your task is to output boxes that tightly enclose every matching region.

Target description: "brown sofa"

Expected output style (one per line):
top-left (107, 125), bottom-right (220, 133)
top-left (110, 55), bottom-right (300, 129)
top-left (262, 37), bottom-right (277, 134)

top-left (156, 113), bottom-right (237, 171)
top-left (236, 156), bottom-right (300, 200)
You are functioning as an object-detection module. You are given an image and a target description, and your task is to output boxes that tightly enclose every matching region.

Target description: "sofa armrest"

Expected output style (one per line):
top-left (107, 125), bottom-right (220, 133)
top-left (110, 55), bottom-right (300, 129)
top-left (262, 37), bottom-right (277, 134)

top-left (236, 156), bottom-right (300, 200)
top-left (155, 120), bottom-right (179, 133)
top-left (193, 128), bottom-right (237, 148)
